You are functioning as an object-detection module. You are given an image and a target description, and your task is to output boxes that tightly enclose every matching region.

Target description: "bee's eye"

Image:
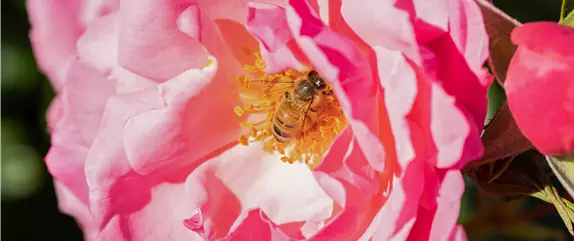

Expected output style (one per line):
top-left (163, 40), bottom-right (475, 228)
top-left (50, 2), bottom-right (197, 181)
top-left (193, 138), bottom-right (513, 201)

top-left (297, 83), bottom-right (312, 95)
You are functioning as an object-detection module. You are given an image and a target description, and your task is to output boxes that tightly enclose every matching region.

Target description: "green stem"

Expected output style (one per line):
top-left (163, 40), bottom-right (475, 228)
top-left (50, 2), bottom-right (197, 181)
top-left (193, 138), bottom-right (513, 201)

top-left (560, 0), bottom-right (567, 22)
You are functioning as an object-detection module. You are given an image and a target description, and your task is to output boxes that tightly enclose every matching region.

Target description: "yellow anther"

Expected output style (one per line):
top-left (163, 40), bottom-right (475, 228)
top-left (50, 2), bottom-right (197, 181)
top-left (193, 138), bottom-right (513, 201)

top-left (238, 135), bottom-right (249, 146)
top-left (243, 64), bottom-right (259, 73)
top-left (234, 106), bottom-right (245, 116)
top-left (235, 52), bottom-right (347, 168)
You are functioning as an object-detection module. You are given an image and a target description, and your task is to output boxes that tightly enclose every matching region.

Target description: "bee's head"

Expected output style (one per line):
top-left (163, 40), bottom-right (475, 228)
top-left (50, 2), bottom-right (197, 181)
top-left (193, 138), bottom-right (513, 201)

top-left (308, 70), bottom-right (326, 90)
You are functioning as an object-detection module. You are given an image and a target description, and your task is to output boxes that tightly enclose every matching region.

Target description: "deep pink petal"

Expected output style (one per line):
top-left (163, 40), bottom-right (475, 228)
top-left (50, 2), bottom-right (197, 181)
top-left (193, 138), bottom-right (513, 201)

top-left (406, 170), bottom-right (464, 241)
top-left (118, 0), bottom-right (208, 82)
top-left (224, 210), bottom-right (292, 241)
top-left (446, 0), bottom-right (489, 76)
top-left (309, 127), bottom-right (386, 240)
top-left (505, 22), bottom-right (574, 155)
top-left (361, 161), bottom-right (425, 241)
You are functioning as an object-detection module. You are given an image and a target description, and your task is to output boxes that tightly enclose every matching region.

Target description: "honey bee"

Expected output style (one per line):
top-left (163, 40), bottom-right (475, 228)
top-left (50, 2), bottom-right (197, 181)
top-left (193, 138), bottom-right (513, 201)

top-left (272, 70), bottom-right (333, 144)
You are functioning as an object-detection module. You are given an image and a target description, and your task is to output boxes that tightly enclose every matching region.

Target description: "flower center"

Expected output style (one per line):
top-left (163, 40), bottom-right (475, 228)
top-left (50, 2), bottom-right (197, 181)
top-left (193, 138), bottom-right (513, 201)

top-left (234, 53), bottom-right (347, 168)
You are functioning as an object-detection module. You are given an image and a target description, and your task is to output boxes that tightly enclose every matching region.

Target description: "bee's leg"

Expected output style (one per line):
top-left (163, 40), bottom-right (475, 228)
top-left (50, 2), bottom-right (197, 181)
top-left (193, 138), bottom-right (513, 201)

top-left (322, 89), bottom-right (333, 95)
top-left (300, 96), bottom-right (315, 138)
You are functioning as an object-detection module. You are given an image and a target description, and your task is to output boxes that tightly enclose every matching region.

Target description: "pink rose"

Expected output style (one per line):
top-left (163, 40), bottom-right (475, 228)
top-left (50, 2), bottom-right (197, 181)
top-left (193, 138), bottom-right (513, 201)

top-left (505, 22), bottom-right (574, 156)
top-left (29, 0), bottom-right (490, 240)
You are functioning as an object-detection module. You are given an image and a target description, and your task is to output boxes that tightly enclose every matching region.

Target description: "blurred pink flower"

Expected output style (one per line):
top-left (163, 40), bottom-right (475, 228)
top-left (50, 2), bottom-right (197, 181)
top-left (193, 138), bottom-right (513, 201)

top-left (505, 21), bottom-right (574, 156)
top-left (28, 0), bottom-right (490, 240)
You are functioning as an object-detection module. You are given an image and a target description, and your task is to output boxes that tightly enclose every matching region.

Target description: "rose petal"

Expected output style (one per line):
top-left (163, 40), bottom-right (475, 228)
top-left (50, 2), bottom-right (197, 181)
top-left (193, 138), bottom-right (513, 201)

top-left (123, 57), bottom-right (243, 176)
top-left (46, 60), bottom-right (114, 206)
top-left (85, 59), bottom-right (227, 229)
top-left (27, 0), bottom-right (84, 90)
top-left (224, 210), bottom-right (292, 241)
top-left (246, 2), bottom-right (305, 73)
top-left (118, 0), bottom-right (208, 81)
top-left (96, 182), bottom-right (202, 241)
top-left (185, 143), bottom-right (333, 240)
top-left (309, 127), bottom-right (385, 240)
top-left (360, 161), bottom-right (424, 241)
top-left (340, 0), bottom-right (421, 64)
top-left (77, 12), bottom-right (158, 94)
top-left (54, 181), bottom-right (99, 241)
top-left (448, 226), bottom-right (468, 241)
top-left (286, 0), bottom-right (386, 172)
top-left (407, 170), bottom-right (465, 241)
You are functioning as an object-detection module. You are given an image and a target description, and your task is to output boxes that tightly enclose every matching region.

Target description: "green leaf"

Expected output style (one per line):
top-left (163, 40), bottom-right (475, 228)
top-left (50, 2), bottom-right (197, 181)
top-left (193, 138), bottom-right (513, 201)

top-left (561, 9), bottom-right (574, 27)
top-left (475, 0), bottom-right (522, 84)
top-left (547, 155), bottom-right (574, 200)
top-left (532, 185), bottom-right (574, 235)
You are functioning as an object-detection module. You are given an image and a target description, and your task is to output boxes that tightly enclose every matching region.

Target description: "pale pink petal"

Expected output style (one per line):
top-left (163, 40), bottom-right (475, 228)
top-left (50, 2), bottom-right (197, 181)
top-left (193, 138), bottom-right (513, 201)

top-left (195, 0), bottom-right (286, 25)
top-left (54, 181), bottom-right (98, 241)
top-left (340, 0), bottom-right (421, 64)
top-left (80, 0), bottom-right (119, 24)
top-left (27, 0), bottom-right (84, 90)
top-left (425, 41), bottom-right (487, 169)
top-left (77, 13), bottom-right (157, 94)
top-left (185, 144), bottom-right (333, 240)
top-left (448, 226), bottom-right (468, 241)
top-left (122, 57), bottom-right (243, 176)
top-left (285, 0), bottom-right (386, 172)
top-left (428, 170), bottom-right (465, 241)
top-left (118, 0), bottom-right (208, 81)
top-left (372, 46), bottom-right (418, 170)
top-left (46, 60), bottom-right (114, 206)
top-left (446, 0), bottom-right (489, 76)
top-left (96, 182), bottom-right (202, 241)
top-left (84, 60), bottom-right (220, 227)
top-left (246, 2), bottom-right (305, 73)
